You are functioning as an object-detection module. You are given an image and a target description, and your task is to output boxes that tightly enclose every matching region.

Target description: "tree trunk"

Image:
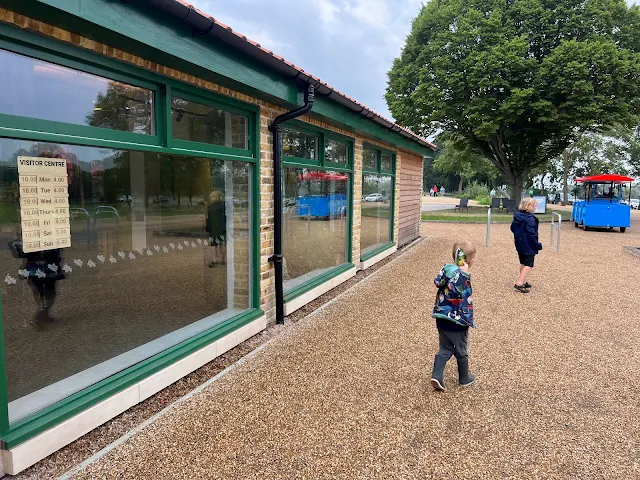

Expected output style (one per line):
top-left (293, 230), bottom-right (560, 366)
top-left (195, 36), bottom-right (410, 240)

top-left (562, 150), bottom-right (570, 206)
top-left (457, 177), bottom-right (464, 193)
top-left (510, 175), bottom-right (525, 202)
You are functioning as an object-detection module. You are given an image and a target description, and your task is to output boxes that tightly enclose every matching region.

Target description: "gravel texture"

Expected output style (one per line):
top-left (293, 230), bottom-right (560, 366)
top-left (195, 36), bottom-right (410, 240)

top-left (65, 219), bottom-right (640, 480)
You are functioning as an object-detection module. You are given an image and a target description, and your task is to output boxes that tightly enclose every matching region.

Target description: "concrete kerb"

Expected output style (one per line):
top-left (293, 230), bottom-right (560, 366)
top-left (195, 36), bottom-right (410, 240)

top-left (57, 235), bottom-right (430, 479)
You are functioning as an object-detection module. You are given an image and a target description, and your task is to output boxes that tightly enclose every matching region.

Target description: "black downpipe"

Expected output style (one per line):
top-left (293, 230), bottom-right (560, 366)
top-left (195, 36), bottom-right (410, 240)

top-left (269, 84), bottom-right (315, 324)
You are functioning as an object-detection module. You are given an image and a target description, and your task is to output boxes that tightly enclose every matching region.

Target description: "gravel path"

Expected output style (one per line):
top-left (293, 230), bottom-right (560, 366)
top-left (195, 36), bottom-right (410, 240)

top-left (70, 221), bottom-right (640, 480)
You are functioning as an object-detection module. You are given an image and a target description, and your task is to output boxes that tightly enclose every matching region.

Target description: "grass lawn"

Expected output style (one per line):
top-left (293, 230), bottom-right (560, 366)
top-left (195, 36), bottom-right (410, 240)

top-left (421, 206), bottom-right (561, 222)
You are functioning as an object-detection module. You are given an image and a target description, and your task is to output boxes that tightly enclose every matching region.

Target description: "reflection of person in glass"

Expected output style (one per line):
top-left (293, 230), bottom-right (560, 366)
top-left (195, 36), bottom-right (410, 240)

top-left (15, 150), bottom-right (67, 328)
top-left (25, 248), bottom-right (65, 327)
top-left (206, 190), bottom-right (226, 267)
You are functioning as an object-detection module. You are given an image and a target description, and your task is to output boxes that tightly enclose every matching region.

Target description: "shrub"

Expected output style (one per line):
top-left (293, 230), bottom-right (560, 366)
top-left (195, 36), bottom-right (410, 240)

top-left (476, 195), bottom-right (491, 206)
top-left (464, 180), bottom-right (490, 200)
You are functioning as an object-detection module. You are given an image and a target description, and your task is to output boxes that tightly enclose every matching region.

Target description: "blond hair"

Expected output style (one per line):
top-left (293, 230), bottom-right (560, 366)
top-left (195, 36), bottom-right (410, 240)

top-left (452, 240), bottom-right (476, 261)
top-left (209, 190), bottom-right (225, 203)
top-left (519, 197), bottom-right (537, 212)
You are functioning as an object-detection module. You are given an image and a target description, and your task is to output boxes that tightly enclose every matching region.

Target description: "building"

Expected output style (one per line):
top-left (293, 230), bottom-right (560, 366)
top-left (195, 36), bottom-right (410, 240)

top-left (0, 0), bottom-right (434, 474)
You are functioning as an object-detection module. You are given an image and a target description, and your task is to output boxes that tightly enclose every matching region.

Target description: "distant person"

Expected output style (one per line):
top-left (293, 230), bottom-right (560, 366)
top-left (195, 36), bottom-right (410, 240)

top-left (440, 185), bottom-right (445, 196)
top-left (430, 240), bottom-right (477, 391)
top-left (510, 197), bottom-right (542, 294)
top-left (433, 185), bottom-right (438, 197)
top-left (206, 190), bottom-right (226, 267)
top-left (490, 188), bottom-right (496, 198)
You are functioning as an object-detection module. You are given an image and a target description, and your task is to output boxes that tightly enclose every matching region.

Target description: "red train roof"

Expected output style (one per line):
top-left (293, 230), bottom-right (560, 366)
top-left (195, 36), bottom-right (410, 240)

top-left (575, 174), bottom-right (635, 183)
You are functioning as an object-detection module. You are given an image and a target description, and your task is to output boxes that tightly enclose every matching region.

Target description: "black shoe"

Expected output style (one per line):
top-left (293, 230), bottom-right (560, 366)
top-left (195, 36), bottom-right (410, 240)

top-left (524, 282), bottom-right (532, 288)
top-left (514, 284), bottom-right (530, 293)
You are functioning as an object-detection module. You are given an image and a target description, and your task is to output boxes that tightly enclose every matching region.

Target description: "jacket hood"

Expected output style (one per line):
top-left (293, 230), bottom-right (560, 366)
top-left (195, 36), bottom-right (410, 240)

top-left (513, 210), bottom-right (531, 223)
top-left (442, 263), bottom-right (461, 278)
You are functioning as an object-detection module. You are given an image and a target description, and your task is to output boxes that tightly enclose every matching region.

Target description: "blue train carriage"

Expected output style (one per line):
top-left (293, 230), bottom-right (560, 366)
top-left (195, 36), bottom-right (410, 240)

top-left (571, 174), bottom-right (635, 232)
top-left (295, 171), bottom-right (348, 219)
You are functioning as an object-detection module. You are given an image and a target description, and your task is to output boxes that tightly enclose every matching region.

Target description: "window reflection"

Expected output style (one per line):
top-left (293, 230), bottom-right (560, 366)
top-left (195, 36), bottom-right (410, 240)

top-left (171, 97), bottom-right (248, 149)
top-left (325, 139), bottom-right (348, 165)
top-left (0, 49), bottom-right (154, 135)
top-left (282, 167), bottom-right (349, 291)
top-left (361, 174), bottom-right (392, 256)
top-left (283, 129), bottom-right (317, 159)
top-left (363, 147), bottom-right (377, 170)
top-left (381, 152), bottom-right (393, 171)
top-left (0, 138), bottom-right (251, 422)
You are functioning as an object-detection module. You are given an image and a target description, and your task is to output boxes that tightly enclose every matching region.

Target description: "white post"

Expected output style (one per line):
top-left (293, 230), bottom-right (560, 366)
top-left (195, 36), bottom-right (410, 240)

top-left (486, 208), bottom-right (491, 247)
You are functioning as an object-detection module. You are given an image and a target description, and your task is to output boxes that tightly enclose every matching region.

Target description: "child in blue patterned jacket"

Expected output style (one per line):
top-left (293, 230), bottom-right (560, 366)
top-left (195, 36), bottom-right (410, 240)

top-left (430, 240), bottom-right (477, 391)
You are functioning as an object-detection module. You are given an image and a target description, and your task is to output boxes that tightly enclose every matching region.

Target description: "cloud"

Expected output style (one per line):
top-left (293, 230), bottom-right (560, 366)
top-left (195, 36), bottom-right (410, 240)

top-left (313, 0), bottom-right (340, 24)
top-left (344, 0), bottom-right (390, 27)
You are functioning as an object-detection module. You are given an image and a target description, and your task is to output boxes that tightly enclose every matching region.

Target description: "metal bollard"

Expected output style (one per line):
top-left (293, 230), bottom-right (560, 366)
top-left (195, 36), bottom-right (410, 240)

top-left (550, 212), bottom-right (561, 251)
top-left (486, 208), bottom-right (491, 247)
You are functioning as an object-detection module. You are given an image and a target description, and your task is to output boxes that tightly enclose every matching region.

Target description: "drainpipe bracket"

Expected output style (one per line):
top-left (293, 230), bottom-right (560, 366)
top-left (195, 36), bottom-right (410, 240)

top-left (268, 254), bottom-right (283, 264)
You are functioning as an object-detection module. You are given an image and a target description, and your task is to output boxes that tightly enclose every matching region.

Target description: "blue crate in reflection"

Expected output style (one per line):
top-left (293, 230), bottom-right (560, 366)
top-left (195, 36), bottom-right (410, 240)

top-left (296, 194), bottom-right (348, 218)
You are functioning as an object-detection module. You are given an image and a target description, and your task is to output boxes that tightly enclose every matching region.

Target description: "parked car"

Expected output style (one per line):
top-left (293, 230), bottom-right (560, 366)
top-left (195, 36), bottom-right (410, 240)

top-left (364, 193), bottom-right (383, 202)
top-left (631, 199), bottom-right (640, 210)
top-left (117, 194), bottom-right (132, 203)
top-left (153, 196), bottom-right (170, 204)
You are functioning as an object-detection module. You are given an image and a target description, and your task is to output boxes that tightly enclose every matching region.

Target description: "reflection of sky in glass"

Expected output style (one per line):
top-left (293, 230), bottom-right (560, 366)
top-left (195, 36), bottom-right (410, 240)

top-left (0, 49), bottom-right (152, 134)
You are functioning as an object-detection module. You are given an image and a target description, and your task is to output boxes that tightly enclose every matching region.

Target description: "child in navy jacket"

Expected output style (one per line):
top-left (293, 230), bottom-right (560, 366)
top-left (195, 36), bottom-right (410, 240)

top-left (430, 240), bottom-right (476, 391)
top-left (510, 197), bottom-right (542, 293)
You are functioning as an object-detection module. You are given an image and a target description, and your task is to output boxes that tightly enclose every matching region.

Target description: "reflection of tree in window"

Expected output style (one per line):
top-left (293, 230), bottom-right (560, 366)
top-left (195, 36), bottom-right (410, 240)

top-left (283, 129), bottom-right (316, 159)
top-left (325, 139), bottom-right (347, 165)
top-left (85, 81), bottom-right (153, 134)
top-left (171, 97), bottom-right (247, 149)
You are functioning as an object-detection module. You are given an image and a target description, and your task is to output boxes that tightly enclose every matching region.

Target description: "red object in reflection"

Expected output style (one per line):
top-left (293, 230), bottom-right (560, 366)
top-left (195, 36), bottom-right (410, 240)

top-left (575, 174), bottom-right (635, 183)
top-left (298, 171), bottom-right (348, 181)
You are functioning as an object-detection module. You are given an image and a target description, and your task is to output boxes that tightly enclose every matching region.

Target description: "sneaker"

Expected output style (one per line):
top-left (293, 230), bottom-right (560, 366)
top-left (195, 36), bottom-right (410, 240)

top-left (514, 284), bottom-right (530, 293)
top-left (430, 378), bottom-right (445, 391)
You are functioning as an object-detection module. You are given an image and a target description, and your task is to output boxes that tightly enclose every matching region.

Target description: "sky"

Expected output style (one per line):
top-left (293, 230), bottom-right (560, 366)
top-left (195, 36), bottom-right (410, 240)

top-left (191, 0), bottom-right (639, 123)
top-left (190, 0), bottom-right (424, 121)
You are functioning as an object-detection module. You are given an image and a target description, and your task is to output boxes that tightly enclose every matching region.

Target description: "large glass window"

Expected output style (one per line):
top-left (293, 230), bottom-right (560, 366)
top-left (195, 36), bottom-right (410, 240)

top-left (360, 144), bottom-right (395, 257)
top-left (0, 138), bottom-right (252, 423)
top-left (171, 96), bottom-right (248, 149)
top-left (0, 49), bottom-right (154, 135)
top-left (361, 175), bottom-right (393, 256)
top-left (282, 167), bottom-right (349, 292)
top-left (283, 128), bottom-right (317, 160)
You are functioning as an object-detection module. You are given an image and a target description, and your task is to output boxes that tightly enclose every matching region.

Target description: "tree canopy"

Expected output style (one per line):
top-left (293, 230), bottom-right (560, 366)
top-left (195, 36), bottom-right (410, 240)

top-left (386, 0), bottom-right (640, 199)
top-left (432, 132), bottom-right (498, 191)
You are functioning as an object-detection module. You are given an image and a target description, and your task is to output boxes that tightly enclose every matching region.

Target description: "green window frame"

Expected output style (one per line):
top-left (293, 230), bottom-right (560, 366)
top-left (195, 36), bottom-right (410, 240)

top-left (281, 122), bottom-right (354, 302)
top-left (362, 143), bottom-right (396, 175)
top-left (360, 144), bottom-right (396, 262)
top-left (282, 121), bottom-right (353, 172)
top-left (0, 24), bottom-right (263, 449)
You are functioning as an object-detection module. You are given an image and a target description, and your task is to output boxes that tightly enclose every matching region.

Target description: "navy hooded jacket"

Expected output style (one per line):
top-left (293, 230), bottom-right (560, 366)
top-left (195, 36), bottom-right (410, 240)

top-left (510, 210), bottom-right (542, 255)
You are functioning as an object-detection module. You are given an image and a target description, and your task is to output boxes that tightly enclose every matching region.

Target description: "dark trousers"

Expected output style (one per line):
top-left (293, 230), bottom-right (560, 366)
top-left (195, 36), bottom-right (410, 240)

top-left (436, 328), bottom-right (469, 362)
top-left (29, 278), bottom-right (57, 310)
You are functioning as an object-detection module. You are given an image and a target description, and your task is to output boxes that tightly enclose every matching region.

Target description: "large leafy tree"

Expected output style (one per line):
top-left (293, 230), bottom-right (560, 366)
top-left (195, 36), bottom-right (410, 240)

top-left (386, 0), bottom-right (640, 199)
top-left (433, 132), bottom-right (498, 192)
